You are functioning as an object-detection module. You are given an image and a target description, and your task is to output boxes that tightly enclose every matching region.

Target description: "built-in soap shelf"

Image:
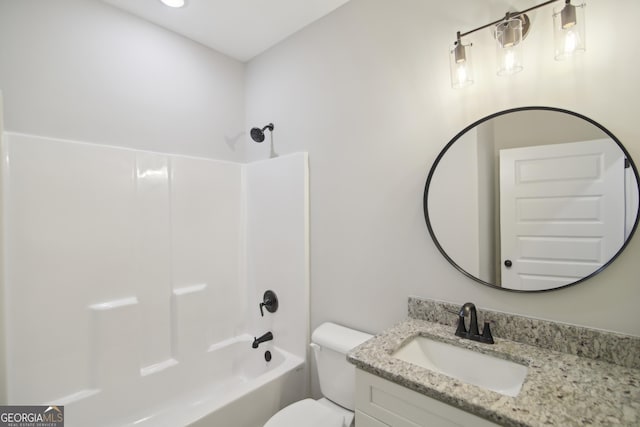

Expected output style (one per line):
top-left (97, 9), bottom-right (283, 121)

top-left (48, 285), bottom-right (222, 406)
top-left (86, 285), bottom-right (210, 389)
top-left (140, 359), bottom-right (179, 377)
top-left (43, 287), bottom-right (207, 405)
top-left (47, 389), bottom-right (101, 406)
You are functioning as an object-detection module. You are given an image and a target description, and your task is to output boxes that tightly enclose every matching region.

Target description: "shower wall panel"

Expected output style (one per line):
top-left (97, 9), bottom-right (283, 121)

top-left (244, 153), bottom-right (310, 360)
top-left (2, 133), bottom-right (243, 404)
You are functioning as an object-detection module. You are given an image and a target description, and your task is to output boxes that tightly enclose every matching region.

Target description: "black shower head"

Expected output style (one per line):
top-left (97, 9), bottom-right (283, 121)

top-left (250, 123), bottom-right (274, 143)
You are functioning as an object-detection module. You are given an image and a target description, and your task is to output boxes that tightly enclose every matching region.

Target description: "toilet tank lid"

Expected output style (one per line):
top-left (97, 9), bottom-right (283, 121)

top-left (312, 322), bottom-right (373, 354)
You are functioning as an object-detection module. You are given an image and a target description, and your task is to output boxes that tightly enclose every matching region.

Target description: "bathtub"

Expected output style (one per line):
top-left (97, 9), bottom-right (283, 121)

top-left (62, 335), bottom-right (305, 427)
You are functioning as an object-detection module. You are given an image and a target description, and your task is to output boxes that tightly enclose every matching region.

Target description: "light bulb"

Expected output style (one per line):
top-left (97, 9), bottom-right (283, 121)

top-left (563, 30), bottom-right (579, 55)
top-left (504, 50), bottom-right (516, 72)
top-left (457, 64), bottom-right (468, 85)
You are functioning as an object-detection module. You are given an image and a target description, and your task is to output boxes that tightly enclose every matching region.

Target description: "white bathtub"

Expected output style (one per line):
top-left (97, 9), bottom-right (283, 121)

top-left (63, 335), bottom-right (305, 427)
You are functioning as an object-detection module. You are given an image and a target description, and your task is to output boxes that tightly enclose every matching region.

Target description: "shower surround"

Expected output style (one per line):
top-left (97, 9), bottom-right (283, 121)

top-left (0, 133), bottom-right (309, 426)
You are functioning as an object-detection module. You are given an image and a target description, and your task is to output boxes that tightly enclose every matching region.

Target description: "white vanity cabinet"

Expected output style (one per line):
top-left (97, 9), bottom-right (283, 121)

top-left (355, 369), bottom-right (500, 427)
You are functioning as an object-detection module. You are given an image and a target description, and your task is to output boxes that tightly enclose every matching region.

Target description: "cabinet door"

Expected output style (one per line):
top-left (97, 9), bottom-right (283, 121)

top-left (356, 410), bottom-right (390, 427)
top-left (355, 369), bottom-right (499, 427)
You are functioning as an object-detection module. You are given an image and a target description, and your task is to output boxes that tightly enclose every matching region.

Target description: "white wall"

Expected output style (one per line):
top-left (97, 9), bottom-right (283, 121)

top-left (245, 0), bottom-right (640, 337)
top-left (428, 129), bottom-right (480, 276)
top-left (0, 0), bottom-right (245, 161)
top-left (476, 123), bottom-right (496, 283)
top-left (492, 110), bottom-right (605, 149)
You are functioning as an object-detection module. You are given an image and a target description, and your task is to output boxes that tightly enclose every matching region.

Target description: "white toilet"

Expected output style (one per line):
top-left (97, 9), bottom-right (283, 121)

top-left (264, 322), bottom-right (372, 427)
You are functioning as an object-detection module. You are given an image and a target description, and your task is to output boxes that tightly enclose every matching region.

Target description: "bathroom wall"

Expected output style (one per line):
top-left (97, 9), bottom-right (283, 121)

top-left (476, 124), bottom-right (496, 283)
top-left (245, 0), bottom-right (640, 337)
top-left (492, 111), bottom-right (605, 149)
top-left (428, 129), bottom-right (480, 276)
top-left (0, 0), bottom-right (245, 161)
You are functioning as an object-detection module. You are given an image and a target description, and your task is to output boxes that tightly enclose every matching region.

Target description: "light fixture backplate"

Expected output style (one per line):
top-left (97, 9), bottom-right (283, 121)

top-left (493, 13), bottom-right (531, 44)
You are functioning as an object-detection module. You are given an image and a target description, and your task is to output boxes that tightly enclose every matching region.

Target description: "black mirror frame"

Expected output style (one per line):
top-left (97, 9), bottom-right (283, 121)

top-left (423, 106), bottom-right (640, 293)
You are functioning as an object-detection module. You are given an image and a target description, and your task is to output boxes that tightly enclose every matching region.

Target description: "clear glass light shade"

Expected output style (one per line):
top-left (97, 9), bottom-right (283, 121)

top-left (449, 42), bottom-right (474, 89)
top-left (553, 2), bottom-right (586, 60)
top-left (495, 18), bottom-right (524, 76)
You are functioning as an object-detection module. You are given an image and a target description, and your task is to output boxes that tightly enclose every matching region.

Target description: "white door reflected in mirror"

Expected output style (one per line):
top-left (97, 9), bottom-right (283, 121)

top-left (499, 140), bottom-right (626, 291)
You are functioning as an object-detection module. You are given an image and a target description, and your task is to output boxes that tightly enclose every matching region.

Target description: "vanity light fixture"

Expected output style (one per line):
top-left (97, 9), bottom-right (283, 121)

top-left (450, 0), bottom-right (586, 88)
top-left (553, 0), bottom-right (586, 60)
top-left (494, 15), bottom-right (525, 76)
top-left (159, 0), bottom-right (185, 8)
top-left (449, 32), bottom-right (474, 89)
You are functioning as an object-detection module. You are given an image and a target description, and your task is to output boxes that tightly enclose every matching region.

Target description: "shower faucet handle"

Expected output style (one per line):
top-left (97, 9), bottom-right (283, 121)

top-left (259, 290), bottom-right (279, 317)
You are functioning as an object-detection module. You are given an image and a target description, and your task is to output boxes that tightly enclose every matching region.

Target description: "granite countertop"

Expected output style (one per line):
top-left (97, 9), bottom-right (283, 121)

top-left (347, 318), bottom-right (640, 427)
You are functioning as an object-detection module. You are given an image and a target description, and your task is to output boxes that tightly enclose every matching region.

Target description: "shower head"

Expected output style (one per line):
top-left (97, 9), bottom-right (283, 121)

top-left (250, 123), bottom-right (274, 143)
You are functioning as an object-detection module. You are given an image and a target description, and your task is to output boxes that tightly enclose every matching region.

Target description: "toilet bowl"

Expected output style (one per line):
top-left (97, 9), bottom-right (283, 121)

top-left (263, 397), bottom-right (354, 427)
top-left (263, 322), bottom-right (372, 427)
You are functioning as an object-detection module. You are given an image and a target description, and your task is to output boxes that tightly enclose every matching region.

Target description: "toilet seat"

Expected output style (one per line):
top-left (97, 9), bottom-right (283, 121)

top-left (264, 398), bottom-right (348, 427)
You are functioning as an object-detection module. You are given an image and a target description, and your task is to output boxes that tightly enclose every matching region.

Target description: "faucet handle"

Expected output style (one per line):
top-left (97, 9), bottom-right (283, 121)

top-left (481, 321), bottom-right (495, 344)
top-left (259, 290), bottom-right (279, 317)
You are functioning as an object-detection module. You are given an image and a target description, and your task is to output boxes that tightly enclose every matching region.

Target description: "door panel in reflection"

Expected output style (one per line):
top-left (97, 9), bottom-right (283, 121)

top-left (499, 139), bottom-right (625, 290)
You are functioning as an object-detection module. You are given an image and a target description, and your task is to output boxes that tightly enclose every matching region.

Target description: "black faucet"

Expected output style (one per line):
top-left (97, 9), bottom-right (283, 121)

top-left (455, 302), bottom-right (494, 344)
top-left (252, 331), bottom-right (273, 349)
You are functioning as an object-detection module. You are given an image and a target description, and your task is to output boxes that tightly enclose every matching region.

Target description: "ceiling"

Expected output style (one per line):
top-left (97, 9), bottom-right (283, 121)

top-left (101, 0), bottom-right (352, 62)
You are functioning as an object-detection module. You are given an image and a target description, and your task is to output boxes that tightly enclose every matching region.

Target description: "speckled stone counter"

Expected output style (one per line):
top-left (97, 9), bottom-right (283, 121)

top-left (408, 297), bottom-right (640, 369)
top-left (347, 318), bottom-right (640, 427)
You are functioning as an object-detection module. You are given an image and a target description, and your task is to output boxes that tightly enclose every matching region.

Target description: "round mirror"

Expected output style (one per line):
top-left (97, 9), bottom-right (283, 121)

top-left (424, 107), bottom-right (640, 292)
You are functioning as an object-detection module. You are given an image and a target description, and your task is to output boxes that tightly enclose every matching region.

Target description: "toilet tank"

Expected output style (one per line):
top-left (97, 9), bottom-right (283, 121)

top-left (311, 322), bottom-right (372, 410)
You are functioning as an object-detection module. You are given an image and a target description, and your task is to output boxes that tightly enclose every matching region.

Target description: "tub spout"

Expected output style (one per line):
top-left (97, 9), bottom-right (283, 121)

top-left (252, 331), bottom-right (273, 349)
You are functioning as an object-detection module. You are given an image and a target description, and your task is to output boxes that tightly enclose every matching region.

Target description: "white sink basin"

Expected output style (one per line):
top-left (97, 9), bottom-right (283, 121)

top-left (392, 336), bottom-right (528, 397)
